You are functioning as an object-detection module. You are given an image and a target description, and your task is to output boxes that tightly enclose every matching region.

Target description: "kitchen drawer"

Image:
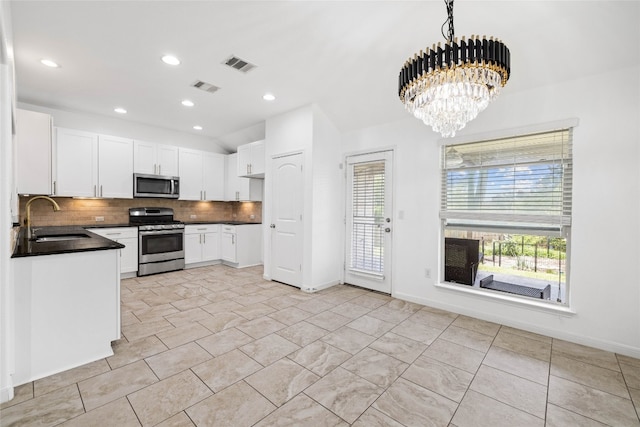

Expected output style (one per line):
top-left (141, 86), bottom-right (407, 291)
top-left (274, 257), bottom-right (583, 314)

top-left (221, 225), bottom-right (236, 234)
top-left (88, 227), bottom-right (138, 240)
top-left (185, 224), bottom-right (220, 235)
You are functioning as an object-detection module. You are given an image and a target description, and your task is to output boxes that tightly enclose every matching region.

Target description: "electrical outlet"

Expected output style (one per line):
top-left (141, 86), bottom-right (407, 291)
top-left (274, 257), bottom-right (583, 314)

top-left (95, 216), bottom-right (105, 222)
top-left (190, 214), bottom-right (197, 219)
top-left (425, 268), bottom-right (431, 279)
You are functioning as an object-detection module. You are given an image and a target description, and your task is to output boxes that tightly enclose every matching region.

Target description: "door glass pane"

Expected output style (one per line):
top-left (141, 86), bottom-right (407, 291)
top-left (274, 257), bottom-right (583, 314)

top-left (350, 161), bottom-right (385, 274)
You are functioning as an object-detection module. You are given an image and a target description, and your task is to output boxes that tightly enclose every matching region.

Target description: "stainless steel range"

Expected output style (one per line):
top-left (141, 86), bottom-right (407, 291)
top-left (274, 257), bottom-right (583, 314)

top-left (129, 207), bottom-right (185, 276)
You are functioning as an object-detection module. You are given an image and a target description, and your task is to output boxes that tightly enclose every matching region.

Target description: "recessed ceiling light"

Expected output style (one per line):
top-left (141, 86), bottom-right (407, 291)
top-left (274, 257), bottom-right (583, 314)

top-left (40, 59), bottom-right (60, 68)
top-left (161, 55), bottom-right (180, 66)
top-left (263, 93), bottom-right (276, 101)
top-left (193, 125), bottom-right (203, 131)
top-left (114, 107), bottom-right (127, 114)
top-left (181, 100), bottom-right (195, 107)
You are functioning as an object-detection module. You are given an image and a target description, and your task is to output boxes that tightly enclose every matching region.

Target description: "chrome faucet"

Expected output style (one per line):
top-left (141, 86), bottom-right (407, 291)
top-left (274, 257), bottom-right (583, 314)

top-left (24, 196), bottom-right (61, 239)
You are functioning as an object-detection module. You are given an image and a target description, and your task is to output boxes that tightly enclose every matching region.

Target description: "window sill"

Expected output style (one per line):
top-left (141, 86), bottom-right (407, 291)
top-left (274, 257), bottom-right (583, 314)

top-left (434, 282), bottom-right (576, 316)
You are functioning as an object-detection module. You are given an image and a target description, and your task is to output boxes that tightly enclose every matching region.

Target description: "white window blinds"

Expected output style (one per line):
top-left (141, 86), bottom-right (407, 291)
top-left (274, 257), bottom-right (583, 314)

top-left (440, 129), bottom-right (573, 234)
top-left (350, 161), bottom-right (385, 274)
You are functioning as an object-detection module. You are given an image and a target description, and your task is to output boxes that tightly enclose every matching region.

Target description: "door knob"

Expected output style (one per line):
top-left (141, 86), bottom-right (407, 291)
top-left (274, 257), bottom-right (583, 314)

top-left (385, 228), bottom-right (391, 233)
top-left (270, 224), bottom-right (276, 229)
top-left (386, 218), bottom-right (391, 223)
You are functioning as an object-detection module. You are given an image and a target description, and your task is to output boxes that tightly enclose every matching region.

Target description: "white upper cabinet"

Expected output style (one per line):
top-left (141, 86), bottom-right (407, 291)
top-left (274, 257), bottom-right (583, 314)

top-left (157, 145), bottom-right (179, 177)
top-left (225, 153), bottom-right (263, 201)
top-left (55, 128), bottom-right (133, 198)
top-left (16, 109), bottom-right (52, 195)
top-left (98, 134), bottom-right (134, 198)
top-left (134, 140), bottom-right (179, 177)
top-left (55, 128), bottom-right (98, 197)
top-left (179, 148), bottom-right (225, 201)
top-left (237, 140), bottom-right (265, 178)
top-left (178, 148), bottom-right (203, 200)
top-left (203, 152), bottom-right (225, 201)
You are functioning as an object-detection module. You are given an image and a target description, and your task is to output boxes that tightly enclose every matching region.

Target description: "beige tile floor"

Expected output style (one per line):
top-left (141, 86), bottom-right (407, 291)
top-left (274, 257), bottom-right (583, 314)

top-left (2, 264), bottom-right (640, 426)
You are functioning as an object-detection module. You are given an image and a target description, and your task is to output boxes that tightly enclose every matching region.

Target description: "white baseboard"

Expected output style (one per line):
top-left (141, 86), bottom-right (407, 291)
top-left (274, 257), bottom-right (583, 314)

top-left (302, 279), bottom-right (341, 293)
top-left (184, 260), bottom-right (222, 270)
top-left (393, 291), bottom-right (640, 359)
top-left (0, 384), bottom-right (14, 404)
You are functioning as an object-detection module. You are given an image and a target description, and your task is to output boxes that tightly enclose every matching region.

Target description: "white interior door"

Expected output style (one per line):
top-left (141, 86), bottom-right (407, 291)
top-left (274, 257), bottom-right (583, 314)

top-left (344, 151), bottom-right (393, 293)
top-left (270, 153), bottom-right (304, 287)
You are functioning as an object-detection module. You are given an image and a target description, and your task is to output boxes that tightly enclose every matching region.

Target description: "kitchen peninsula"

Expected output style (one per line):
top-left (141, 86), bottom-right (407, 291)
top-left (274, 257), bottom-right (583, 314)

top-left (11, 227), bottom-right (124, 384)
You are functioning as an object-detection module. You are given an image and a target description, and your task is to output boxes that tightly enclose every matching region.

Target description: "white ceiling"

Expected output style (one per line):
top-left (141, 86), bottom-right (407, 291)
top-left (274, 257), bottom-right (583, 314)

top-left (9, 1), bottom-right (640, 151)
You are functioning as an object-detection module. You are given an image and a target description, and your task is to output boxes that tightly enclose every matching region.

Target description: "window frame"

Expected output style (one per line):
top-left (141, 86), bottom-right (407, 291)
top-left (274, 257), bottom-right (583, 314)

top-left (438, 120), bottom-right (578, 307)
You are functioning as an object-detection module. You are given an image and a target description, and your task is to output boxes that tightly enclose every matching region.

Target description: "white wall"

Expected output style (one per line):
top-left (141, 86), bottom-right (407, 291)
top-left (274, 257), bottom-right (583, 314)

top-left (341, 65), bottom-right (640, 357)
top-left (18, 102), bottom-right (228, 154)
top-left (263, 105), bottom-right (313, 284)
top-left (0, 0), bottom-right (16, 403)
top-left (309, 105), bottom-right (343, 289)
top-left (263, 104), bottom-right (343, 290)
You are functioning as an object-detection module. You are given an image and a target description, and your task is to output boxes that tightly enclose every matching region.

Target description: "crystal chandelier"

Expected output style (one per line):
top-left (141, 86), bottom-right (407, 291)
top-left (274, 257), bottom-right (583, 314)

top-left (398, 0), bottom-right (511, 137)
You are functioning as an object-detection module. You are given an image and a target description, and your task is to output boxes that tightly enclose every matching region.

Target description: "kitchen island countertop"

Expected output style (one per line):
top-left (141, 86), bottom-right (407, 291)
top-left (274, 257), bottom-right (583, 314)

top-left (12, 226), bottom-right (124, 258)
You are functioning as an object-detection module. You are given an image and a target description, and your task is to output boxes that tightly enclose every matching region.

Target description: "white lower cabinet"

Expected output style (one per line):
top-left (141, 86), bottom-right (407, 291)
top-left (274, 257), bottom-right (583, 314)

top-left (13, 249), bottom-right (120, 384)
top-left (86, 227), bottom-right (138, 275)
top-left (185, 223), bottom-right (261, 268)
top-left (221, 224), bottom-right (262, 267)
top-left (185, 224), bottom-right (220, 265)
top-left (221, 227), bottom-right (236, 263)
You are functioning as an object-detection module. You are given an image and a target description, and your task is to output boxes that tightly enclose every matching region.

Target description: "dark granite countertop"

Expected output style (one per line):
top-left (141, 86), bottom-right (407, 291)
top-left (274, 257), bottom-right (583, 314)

top-left (12, 226), bottom-right (125, 258)
top-left (82, 223), bottom-right (132, 229)
top-left (184, 221), bottom-right (262, 225)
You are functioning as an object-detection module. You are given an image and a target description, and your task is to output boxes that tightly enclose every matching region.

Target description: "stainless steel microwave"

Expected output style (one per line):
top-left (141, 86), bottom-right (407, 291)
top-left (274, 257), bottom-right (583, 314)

top-left (133, 173), bottom-right (180, 198)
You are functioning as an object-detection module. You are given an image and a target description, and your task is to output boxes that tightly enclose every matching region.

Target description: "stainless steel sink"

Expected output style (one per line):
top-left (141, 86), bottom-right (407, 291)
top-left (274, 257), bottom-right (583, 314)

top-left (33, 234), bottom-right (90, 242)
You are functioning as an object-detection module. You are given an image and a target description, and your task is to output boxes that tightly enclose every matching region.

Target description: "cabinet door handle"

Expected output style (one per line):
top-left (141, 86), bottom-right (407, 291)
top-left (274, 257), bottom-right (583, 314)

top-left (100, 185), bottom-right (103, 197)
top-left (197, 228), bottom-right (207, 231)
top-left (246, 164), bottom-right (250, 175)
top-left (154, 164), bottom-right (157, 174)
top-left (52, 181), bottom-right (56, 195)
top-left (94, 185), bottom-right (97, 197)
top-left (158, 165), bottom-right (162, 175)
top-left (203, 234), bottom-right (206, 244)
top-left (236, 191), bottom-right (239, 201)
top-left (204, 190), bottom-right (206, 200)
top-left (199, 234), bottom-right (202, 244)
top-left (200, 190), bottom-right (203, 200)
top-left (106, 233), bottom-right (121, 236)
top-left (232, 235), bottom-right (235, 244)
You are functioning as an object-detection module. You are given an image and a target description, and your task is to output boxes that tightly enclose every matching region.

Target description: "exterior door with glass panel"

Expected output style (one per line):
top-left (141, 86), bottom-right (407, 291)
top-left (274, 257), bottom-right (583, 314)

top-left (344, 151), bottom-right (393, 293)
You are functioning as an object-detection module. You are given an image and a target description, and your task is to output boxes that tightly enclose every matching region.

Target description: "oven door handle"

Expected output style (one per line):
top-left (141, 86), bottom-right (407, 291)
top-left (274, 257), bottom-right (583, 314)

top-left (139, 229), bottom-right (184, 236)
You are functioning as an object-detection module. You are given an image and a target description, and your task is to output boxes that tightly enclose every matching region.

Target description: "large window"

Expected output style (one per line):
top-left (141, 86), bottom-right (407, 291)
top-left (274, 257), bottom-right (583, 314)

top-left (440, 129), bottom-right (572, 305)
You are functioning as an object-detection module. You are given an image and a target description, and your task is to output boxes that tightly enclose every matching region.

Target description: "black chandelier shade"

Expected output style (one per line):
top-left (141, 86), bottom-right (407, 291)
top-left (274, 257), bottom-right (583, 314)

top-left (398, 36), bottom-right (511, 100)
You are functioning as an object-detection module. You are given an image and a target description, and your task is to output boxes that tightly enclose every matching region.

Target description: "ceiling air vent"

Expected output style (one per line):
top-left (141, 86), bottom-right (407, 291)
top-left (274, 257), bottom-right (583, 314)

top-left (191, 80), bottom-right (220, 94)
top-left (223, 55), bottom-right (256, 73)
